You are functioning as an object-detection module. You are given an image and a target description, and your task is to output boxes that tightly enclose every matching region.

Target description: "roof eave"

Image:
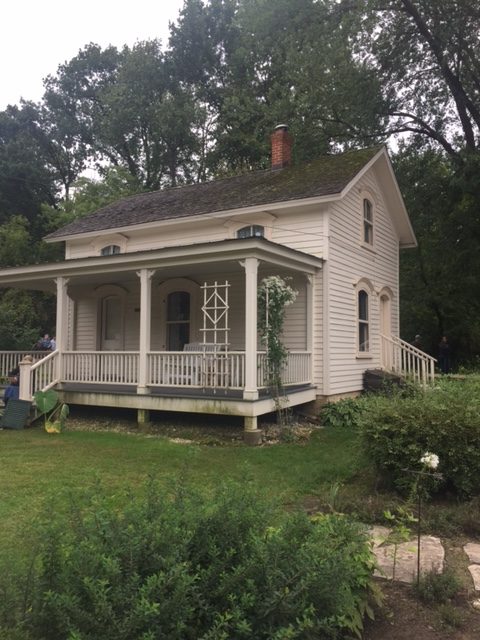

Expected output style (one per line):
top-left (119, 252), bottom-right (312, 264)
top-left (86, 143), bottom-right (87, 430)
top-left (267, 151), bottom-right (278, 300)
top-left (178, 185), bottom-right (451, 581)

top-left (43, 192), bottom-right (342, 244)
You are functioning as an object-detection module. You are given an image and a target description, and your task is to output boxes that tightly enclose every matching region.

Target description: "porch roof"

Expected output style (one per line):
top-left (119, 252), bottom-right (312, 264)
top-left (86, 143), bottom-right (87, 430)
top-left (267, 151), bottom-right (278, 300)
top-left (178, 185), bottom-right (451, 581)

top-left (0, 237), bottom-right (323, 292)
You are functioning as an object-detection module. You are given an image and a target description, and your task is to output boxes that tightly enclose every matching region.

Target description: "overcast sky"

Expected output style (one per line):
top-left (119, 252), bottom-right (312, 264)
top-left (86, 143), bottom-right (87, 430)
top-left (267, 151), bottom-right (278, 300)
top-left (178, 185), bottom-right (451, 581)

top-left (1, 0), bottom-right (185, 110)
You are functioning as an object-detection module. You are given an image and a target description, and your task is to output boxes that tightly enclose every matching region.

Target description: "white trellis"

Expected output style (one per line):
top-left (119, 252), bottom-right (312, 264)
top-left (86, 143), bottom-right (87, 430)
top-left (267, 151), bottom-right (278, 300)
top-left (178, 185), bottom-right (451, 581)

top-left (201, 281), bottom-right (230, 349)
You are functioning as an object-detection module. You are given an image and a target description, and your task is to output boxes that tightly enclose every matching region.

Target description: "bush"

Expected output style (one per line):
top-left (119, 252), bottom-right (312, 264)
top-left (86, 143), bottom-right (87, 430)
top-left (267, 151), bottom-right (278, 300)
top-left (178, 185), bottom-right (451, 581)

top-left (415, 569), bottom-right (460, 605)
top-left (320, 397), bottom-right (367, 429)
top-left (8, 479), bottom-right (380, 640)
top-left (359, 378), bottom-right (480, 498)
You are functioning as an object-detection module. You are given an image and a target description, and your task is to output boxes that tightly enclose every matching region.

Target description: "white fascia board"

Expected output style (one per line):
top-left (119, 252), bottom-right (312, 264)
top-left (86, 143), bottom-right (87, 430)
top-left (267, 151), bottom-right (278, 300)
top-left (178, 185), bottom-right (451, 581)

top-left (0, 239), bottom-right (323, 288)
top-left (45, 193), bottom-right (340, 244)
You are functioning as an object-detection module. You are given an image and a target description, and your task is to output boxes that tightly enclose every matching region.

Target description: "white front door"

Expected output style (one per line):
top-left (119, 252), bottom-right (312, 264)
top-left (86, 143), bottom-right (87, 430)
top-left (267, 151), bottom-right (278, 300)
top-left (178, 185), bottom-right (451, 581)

top-left (101, 296), bottom-right (123, 350)
top-left (380, 294), bottom-right (391, 338)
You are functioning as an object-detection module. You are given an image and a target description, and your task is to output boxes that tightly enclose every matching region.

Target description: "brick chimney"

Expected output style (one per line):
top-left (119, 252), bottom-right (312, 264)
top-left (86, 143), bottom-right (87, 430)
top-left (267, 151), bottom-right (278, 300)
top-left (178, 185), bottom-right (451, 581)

top-left (271, 124), bottom-right (292, 170)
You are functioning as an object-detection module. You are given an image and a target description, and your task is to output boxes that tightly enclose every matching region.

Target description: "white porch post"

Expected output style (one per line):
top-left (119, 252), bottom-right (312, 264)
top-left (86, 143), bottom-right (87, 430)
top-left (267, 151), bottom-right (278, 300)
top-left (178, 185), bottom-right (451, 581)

top-left (242, 257), bottom-right (259, 401)
top-left (55, 276), bottom-right (69, 383)
top-left (306, 274), bottom-right (315, 384)
top-left (137, 269), bottom-right (154, 397)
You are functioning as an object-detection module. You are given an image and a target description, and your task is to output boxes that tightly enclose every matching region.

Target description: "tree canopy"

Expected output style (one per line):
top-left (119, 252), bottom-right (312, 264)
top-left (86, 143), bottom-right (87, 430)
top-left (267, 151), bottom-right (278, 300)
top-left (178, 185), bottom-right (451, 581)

top-left (0, 0), bottom-right (479, 360)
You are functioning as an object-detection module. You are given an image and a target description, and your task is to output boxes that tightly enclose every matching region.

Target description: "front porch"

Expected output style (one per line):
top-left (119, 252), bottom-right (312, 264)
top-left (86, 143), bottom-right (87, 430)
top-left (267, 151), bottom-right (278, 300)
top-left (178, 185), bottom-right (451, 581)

top-left (0, 238), bottom-right (323, 441)
top-left (12, 349), bottom-right (315, 441)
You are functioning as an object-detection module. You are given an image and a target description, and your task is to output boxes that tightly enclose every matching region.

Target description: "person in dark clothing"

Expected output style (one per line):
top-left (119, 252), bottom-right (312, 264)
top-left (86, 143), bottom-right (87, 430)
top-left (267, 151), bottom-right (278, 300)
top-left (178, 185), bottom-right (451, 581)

top-left (412, 334), bottom-right (422, 350)
top-left (438, 336), bottom-right (451, 374)
top-left (4, 368), bottom-right (19, 406)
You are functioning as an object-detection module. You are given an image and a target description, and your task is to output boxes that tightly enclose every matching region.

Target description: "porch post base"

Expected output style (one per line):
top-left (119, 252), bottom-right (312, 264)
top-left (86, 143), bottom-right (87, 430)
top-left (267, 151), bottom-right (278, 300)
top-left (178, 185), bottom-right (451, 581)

top-left (243, 416), bottom-right (262, 446)
top-left (243, 389), bottom-right (259, 401)
top-left (137, 386), bottom-right (151, 395)
top-left (137, 409), bottom-right (151, 430)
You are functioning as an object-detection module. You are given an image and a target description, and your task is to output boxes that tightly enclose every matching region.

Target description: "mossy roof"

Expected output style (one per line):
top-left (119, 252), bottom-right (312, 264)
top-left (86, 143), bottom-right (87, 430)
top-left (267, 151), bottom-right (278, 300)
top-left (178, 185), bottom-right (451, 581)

top-left (46, 146), bottom-right (382, 240)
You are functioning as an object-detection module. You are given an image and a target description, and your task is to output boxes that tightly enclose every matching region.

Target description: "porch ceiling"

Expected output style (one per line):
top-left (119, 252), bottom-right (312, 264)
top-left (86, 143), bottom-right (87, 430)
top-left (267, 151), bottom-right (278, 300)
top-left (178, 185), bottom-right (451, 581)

top-left (0, 238), bottom-right (323, 292)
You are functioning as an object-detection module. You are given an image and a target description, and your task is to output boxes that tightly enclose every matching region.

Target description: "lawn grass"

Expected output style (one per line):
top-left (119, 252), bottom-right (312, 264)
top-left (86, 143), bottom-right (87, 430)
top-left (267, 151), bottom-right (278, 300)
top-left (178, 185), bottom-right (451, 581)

top-left (0, 424), bottom-right (366, 563)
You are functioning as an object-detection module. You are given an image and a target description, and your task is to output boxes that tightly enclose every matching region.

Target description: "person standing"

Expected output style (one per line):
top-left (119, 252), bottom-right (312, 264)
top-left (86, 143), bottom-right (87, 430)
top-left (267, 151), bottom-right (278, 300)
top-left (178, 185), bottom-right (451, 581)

top-left (412, 334), bottom-right (422, 350)
top-left (438, 336), bottom-right (451, 374)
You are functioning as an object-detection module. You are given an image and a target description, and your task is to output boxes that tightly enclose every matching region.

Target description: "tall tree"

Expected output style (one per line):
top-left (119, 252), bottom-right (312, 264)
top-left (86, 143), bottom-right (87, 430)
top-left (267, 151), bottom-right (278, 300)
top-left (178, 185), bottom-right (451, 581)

top-left (347, 0), bottom-right (480, 156)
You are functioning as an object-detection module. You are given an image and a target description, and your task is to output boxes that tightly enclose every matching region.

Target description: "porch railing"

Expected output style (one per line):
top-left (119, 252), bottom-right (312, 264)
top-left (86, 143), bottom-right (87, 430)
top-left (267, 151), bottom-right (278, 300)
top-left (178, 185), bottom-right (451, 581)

top-left (147, 351), bottom-right (245, 389)
top-left (0, 350), bottom-right (49, 382)
top-left (63, 351), bottom-right (139, 384)
top-left (31, 350), bottom-right (59, 395)
top-left (12, 349), bottom-right (313, 397)
top-left (257, 351), bottom-right (312, 388)
top-left (380, 334), bottom-right (436, 387)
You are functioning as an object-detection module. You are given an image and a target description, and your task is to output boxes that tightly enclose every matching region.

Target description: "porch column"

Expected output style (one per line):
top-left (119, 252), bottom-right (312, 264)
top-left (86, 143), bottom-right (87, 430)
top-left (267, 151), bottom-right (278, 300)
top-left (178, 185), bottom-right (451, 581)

top-left (306, 274), bottom-right (315, 383)
top-left (55, 276), bottom-right (69, 383)
top-left (137, 269), bottom-right (154, 396)
top-left (242, 257), bottom-right (258, 401)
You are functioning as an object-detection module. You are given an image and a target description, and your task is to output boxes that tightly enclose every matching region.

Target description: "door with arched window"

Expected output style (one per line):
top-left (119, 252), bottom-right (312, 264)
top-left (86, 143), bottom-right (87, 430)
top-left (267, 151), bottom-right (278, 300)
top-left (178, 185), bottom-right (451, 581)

top-left (101, 295), bottom-right (123, 351)
top-left (166, 291), bottom-right (190, 350)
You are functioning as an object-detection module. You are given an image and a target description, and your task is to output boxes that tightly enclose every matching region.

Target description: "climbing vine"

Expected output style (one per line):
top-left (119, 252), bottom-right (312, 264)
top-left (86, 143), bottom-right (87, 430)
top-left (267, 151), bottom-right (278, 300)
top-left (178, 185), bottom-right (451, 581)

top-left (258, 276), bottom-right (297, 419)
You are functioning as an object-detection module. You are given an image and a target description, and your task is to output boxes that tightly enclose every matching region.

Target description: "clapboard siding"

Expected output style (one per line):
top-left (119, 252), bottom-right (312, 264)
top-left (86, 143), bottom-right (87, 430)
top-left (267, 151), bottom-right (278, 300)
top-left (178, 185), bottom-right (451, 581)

top-left (327, 169), bottom-right (400, 395)
top-left (67, 222), bottom-right (228, 259)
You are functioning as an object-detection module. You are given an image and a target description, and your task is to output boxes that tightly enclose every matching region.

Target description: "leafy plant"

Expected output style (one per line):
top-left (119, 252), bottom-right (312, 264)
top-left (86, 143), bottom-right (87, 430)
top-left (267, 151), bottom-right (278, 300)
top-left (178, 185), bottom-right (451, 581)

top-left (383, 506), bottom-right (417, 582)
top-left (358, 378), bottom-right (480, 498)
top-left (320, 397), bottom-right (366, 429)
top-left (9, 479), bottom-right (380, 640)
top-left (415, 569), bottom-right (460, 605)
top-left (258, 276), bottom-right (297, 426)
top-left (34, 389), bottom-right (69, 434)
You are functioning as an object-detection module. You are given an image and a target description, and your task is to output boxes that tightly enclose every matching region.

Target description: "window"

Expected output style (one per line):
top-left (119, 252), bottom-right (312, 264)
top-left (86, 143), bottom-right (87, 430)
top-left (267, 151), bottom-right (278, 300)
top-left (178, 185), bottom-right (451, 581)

top-left (358, 289), bottom-right (369, 352)
top-left (166, 291), bottom-right (190, 350)
top-left (101, 244), bottom-right (121, 256)
top-left (237, 225), bottom-right (264, 239)
top-left (363, 198), bottom-right (373, 245)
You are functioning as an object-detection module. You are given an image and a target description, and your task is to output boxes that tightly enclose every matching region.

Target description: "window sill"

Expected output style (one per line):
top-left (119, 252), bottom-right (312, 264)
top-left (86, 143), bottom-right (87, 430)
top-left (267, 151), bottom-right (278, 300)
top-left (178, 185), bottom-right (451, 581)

top-left (360, 242), bottom-right (376, 254)
top-left (356, 353), bottom-right (373, 359)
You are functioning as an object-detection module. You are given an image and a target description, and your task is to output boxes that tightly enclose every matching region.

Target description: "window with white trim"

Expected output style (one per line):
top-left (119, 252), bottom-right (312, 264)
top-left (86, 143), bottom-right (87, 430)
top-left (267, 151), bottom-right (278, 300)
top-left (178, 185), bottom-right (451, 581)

top-left (358, 289), bottom-right (369, 352)
top-left (101, 244), bottom-right (121, 256)
top-left (363, 198), bottom-right (373, 245)
top-left (236, 225), bottom-right (264, 239)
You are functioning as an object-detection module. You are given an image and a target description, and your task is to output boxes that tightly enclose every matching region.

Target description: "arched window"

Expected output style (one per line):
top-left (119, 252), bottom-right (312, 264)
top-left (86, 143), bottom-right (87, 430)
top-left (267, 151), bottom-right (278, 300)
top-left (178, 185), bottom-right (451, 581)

top-left (237, 225), bottom-right (264, 239)
top-left (358, 289), bottom-right (369, 352)
top-left (101, 244), bottom-right (121, 256)
top-left (363, 198), bottom-right (374, 245)
top-left (166, 291), bottom-right (190, 351)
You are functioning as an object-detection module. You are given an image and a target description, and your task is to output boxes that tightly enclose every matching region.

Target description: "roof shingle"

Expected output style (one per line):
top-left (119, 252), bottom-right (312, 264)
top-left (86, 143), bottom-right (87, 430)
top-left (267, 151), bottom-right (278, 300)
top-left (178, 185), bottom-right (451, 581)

top-left (46, 146), bottom-right (381, 240)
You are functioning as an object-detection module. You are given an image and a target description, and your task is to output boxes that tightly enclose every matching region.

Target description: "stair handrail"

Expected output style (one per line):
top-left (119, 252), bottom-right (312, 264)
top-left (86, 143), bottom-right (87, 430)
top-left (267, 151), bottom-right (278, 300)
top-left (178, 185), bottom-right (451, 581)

top-left (380, 334), bottom-right (436, 387)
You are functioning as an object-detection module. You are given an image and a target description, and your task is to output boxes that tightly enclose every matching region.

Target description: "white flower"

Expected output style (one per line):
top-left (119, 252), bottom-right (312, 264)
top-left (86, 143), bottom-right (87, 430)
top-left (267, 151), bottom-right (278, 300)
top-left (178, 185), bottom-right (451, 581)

top-left (420, 452), bottom-right (439, 470)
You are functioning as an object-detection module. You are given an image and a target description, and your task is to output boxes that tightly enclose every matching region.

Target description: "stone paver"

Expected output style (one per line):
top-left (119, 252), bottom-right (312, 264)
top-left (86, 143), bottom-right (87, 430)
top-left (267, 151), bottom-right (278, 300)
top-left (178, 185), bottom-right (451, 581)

top-left (370, 527), bottom-right (444, 584)
top-left (468, 564), bottom-right (480, 591)
top-left (464, 543), bottom-right (480, 592)
top-left (464, 542), bottom-right (480, 565)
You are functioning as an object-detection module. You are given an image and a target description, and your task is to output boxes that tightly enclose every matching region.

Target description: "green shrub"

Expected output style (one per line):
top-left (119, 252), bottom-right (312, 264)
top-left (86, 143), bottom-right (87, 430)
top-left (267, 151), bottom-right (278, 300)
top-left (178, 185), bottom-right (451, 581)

top-left (359, 378), bottom-right (480, 498)
top-left (320, 397), bottom-right (366, 429)
top-left (11, 479), bottom-right (380, 640)
top-left (415, 569), bottom-right (460, 605)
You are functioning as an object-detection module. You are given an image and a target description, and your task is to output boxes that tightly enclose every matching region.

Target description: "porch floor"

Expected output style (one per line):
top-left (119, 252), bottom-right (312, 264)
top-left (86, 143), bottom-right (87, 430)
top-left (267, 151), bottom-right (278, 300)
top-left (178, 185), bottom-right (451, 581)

top-left (58, 382), bottom-right (312, 401)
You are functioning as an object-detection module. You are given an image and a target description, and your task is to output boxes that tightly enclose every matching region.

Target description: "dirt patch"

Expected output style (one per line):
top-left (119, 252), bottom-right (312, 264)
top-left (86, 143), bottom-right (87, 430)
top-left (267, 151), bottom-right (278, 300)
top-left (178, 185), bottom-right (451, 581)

top-left (364, 581), bottom-right (480, 639)
top-left (63, 405), bottom-right (316, 445)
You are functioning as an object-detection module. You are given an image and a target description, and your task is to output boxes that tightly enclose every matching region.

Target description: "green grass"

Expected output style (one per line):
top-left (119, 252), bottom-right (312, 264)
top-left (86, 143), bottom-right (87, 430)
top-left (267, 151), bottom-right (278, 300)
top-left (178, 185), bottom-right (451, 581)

top-left (0, 425), bottom-right (365, 562)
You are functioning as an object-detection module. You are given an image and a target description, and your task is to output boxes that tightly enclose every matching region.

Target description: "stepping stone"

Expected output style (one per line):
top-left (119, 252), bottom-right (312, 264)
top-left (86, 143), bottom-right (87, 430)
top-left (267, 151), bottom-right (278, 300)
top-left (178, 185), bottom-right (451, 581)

top-left (468, 565), bottom-right (480, 591)
top-left (464, 543), bottom-right (480, 564)
top-left (371, 532), bottom-right (444, 584)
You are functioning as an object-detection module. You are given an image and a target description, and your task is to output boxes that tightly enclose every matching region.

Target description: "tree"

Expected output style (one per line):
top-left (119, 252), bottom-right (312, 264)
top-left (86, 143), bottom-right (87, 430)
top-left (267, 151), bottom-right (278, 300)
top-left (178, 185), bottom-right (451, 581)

top-left (0, 105), bottom-right (57, 233)
top-left (396, 147), bottom-right (480, 360)
top-left (347, 0), bottom-right (480, 157)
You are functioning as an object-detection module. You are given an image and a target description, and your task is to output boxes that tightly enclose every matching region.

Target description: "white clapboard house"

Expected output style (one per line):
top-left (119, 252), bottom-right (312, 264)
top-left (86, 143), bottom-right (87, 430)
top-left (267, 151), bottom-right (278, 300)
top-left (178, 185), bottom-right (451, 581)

top-left (0, 126), bottom-right (435, 442)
